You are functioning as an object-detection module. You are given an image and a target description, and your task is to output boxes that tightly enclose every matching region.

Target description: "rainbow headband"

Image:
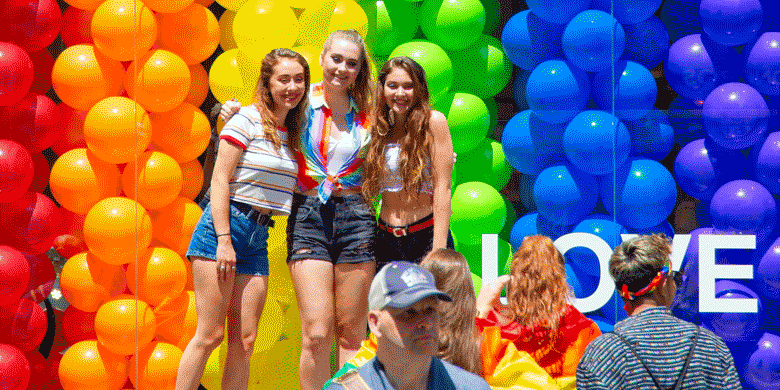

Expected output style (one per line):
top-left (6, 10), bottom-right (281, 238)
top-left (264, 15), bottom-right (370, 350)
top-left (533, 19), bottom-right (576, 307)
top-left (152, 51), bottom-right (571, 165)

top-left (618, 259), bottom-right (671, 301)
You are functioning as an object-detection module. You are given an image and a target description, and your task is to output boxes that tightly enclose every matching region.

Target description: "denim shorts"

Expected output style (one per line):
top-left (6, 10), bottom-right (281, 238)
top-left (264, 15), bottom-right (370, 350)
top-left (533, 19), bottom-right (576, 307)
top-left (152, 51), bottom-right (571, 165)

top-left (186, 201), bottom-right (270, 276)
top-left (374, 213), bottom-right (455, 271)
top-left (287, 193), bottom-right (375, 264)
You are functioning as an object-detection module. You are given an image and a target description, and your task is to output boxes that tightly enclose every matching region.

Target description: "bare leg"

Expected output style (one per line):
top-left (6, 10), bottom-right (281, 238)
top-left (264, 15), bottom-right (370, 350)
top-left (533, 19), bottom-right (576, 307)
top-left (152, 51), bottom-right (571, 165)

top-left (175, 258), bottom-right (235, 390)
top-left (334, 261), bottom-right (375, 366)
top-left (222, 274), bottom-right (269, 390)
top-left (290, 259), bottom-right (334, 390)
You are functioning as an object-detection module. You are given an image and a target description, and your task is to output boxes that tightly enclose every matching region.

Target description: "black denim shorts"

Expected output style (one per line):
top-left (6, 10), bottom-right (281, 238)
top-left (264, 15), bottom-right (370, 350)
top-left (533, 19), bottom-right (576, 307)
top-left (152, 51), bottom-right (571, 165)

top-left (374, 213), bottom-right (455, 272)
top-left (287, 193), bottom-right (376, 264)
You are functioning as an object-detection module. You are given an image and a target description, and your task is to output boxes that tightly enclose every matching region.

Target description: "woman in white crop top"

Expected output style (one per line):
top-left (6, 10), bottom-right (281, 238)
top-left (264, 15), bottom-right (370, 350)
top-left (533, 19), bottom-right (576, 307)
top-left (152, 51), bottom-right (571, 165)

top-left (175, 49), bottom-right (309, 390)
top-left (362, 56), bottom-right (455, 269)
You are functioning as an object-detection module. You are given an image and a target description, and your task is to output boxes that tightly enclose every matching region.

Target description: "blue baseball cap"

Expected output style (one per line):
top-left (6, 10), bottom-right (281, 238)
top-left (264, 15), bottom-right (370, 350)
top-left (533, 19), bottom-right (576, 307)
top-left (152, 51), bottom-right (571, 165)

top-left (368, 261), bottom-right (452, 311)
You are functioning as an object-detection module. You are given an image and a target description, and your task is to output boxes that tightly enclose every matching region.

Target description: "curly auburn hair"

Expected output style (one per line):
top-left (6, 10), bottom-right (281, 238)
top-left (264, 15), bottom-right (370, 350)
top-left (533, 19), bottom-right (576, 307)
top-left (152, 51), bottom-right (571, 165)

top-left (421, 249), bottom-right (482, 375)
top-left (321, 30), bottom-right (374, 114)
top-left (253, 48), bottom-right (310, 153)
top-left (362, 56), bottom-right (434, 203)
top-left (507, 235), bottom-right (573, 333)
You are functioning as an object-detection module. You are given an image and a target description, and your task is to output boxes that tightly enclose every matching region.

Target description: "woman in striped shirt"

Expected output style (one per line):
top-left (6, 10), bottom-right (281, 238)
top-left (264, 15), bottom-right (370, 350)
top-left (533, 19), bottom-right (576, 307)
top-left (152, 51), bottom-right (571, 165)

top-left (175, 48), bottom-right (310, 390)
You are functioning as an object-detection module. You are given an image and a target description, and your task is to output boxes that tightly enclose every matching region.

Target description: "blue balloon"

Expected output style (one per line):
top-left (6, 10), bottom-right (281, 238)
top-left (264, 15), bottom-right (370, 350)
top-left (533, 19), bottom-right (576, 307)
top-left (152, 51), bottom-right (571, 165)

top-left (518, 173), bottom-right (536, 212)
top-left (701, 280), bottom-right (763, 343)
top-left (710, 179), bottom-right (777, 244)
top-left (744, 32), bottom-right (780, 96)
top-left (561, 10), bottom-right (626, 72)
top-left (501, 10), bottom-right (565, 71)
top-left (665, 34), bottom-right (740, 101)
top-left (624, 108), bottom-right (674, 161)
top-left (700, 0), bottom-right (763, 47)
top-left (592, 61), bottom-right (657, 121)
top-left (534, 165), bottom-right (598, 226)
top-left (601, 158), bottom-right (678, 229)
top-left (674, 138), bottom-right (749, 200)
top-left (753, 132), bottom-right (780, 194)
top-left (671, 227), bottom-right (714, 325)
top-left (566, 263), bottom-right (597, 299)
top-left (696, 199), bottom-right (712, 227)
top-left (744, 333), bottom-right (780, 390)
top-left (512, 70), bottom-right (530, 111)
top-left (621, 15), bottom-right (669, 70)
top-left (660, 0), bottom-right (703, 42)
top-left (563, 111), bottom-right (631, 175)
top-left (760, 0), bottom-right (780, 33)
top-left (600, 291), bottom-right (629, 325)
top-left (756, 236), bottom-right (780, 300)
top-left (508, 212), bottom-right (573, 249)
top-left (627, 220), bottom-right (675, 237)
top-left (526, 60), bottom-right (590, 124)
top-left (567, 215), bottom-right (628, 277)
top-left (501, 110), bottom-right (567, 175)
top-left (525, 0), bottom-right (589, 25)
top-left (586, 314), bottom-right (614, 333)
top-left (668, 95), bottom-right (706, 146)
top-left (703, 82), bottom-right (770, 150)
top-left (589, 0), bottom-right (663, 25)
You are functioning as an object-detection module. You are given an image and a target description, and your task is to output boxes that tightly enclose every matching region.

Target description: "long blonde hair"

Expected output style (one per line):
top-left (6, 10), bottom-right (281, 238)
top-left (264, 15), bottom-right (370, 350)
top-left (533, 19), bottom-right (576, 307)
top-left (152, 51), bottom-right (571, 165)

top-left (362, 57), bottom-right (433, 203)
top-left (421, 249), bottom-right (482, 375)
top-left (321, 29), bottom-right (374, 114)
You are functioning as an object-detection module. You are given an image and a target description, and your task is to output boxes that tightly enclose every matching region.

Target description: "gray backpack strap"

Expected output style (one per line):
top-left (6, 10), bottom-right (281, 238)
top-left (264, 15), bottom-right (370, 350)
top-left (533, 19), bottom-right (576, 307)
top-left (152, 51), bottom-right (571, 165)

top-left (333, 369), bottom-right (372, 390)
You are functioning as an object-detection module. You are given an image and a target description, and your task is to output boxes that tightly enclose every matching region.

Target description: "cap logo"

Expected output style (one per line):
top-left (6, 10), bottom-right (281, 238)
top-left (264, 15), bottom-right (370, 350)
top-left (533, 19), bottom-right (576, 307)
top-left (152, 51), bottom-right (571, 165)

top-left (400, 268), bottom-right (428, 288)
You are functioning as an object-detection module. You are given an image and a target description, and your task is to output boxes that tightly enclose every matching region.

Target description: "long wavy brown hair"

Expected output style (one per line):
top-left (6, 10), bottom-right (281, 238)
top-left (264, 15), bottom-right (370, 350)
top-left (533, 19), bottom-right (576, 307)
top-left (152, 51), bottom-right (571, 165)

top-left (322, 29), bottom-right (374, 114)
top-left (421, 248), bottom-right (482, 375)
top-left (362, 56), bottom-right (433, 203)
top-left (253, 48), bottom-right (310, 153)
top-left (507, 235), bottom-right (572, 332)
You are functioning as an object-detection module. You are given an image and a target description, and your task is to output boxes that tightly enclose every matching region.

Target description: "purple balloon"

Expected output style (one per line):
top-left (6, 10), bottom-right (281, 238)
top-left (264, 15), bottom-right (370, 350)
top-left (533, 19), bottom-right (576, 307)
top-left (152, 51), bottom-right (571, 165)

top-left (621, 15), bottom-right (670, 70)
top-left (744, 32), bottom-right (780, 96)
top-left (760, 0), bottom-right (780, 33)
top-left (710, 179), bottom-right (777, 243)
top-left (701, 280), bottom-right (763, 343)
top-left (625, 108), bottom-right (674, 161)
top-left (744, 332), bottom-right (780, 390)
top-left (668, 96), bottom-right (706, 146)
top-left (756, 236), bottom-right (780, 300)
top-left (700, 0), bottom-right (763, 47)
top-left (703, 82), bottom-right (770, 150)
top-left (672, 227), bottom-right (714, 324)
top-left (665, 34), bottom-right (740, 101)
top-left (753, 132), bottom-right (780, 194)
top-left (660, 0), bottom-right (703, 42)
top-left (697, 199), bottom-right (712, 227)
top-left (674, 138), bottom-right (748, 200)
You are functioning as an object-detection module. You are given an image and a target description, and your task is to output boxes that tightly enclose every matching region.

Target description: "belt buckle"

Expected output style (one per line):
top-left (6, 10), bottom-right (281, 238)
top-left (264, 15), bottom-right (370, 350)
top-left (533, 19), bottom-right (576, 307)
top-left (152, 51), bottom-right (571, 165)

top-left (257, 213), bottom-right (275, 228)
top-left (392, 227), bottom-right (407, 237)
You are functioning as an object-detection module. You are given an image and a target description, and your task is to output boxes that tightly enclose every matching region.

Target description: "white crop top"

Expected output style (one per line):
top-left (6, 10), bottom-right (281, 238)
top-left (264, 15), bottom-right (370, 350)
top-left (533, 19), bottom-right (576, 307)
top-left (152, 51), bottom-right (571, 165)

top-left (381, 142), bottom-right (434, 194)
top-left (327, 130), bottom-right (360, 176)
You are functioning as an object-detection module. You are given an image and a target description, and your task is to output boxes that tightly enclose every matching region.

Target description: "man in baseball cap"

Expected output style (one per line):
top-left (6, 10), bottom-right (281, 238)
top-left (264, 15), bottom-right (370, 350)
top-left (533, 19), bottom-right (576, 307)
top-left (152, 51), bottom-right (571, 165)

top-left (325, 261), bottom-right (491, 390)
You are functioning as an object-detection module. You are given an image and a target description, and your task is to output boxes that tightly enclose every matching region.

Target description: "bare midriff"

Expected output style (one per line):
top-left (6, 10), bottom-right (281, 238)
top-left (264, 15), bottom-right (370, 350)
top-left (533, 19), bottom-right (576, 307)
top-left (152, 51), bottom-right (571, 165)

top-left (301, 188), bottom-right (361, 198)
top-left (380, 190), bottom-right (433, 226)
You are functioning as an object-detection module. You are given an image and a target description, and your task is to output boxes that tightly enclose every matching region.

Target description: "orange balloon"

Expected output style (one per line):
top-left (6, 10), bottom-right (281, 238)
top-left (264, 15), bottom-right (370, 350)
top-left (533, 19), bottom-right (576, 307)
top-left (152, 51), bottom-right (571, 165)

top-left (125, 247), bottom-right (187, 307)
top-left (59, 251), bottom-right (127, 312)
top-left (51, 104), bottom-right (88, 156)
top-left (51, 44), bottom-right (124, 111)
top-left (179, 159), bottom-right (205, 200)
top-left (124, 49), bottom-right (191, 113)
top-left (150, 103), bottom-right (210, 163)
top-left (153, 291), bottom-right (196, 350)
top-left (184, 260), bottom-right (194, 291)
top-left (129, 342), bottom-right (182, 389)
top-left (156, 4), bottom-right (220, 64)
top-left (59, 340), bottom-right (128, 390)
top-left (49, 148), bottom-right (121, 215)
top-left (94, 297), bottom-right (156, 356)
top-left (185, 64), bottom-right (209, 107)
top-left (83, 197), bottom-right (153, 264)
top-left (145, 0), bottom-right (194, 13)
top-left (122, 151), bottom-right (183, 210)
top-left (83, 96), bottom-right (153, 164)
top-left (63, 0), bottom-right (105, 11)
top-left (218, 10), bottom-right (237, 51)
top-left (149, 197), bottom-right (202, 256)
top-left (194, 0), bottom-right (215, 6)
top-left (91, 0), bottom-right (157, 61)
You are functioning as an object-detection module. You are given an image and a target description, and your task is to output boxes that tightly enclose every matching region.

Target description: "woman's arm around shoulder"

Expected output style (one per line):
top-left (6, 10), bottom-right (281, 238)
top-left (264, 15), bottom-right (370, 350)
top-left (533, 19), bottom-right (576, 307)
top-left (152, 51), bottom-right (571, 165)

top-left (429, 110), bottom-right (454, 250)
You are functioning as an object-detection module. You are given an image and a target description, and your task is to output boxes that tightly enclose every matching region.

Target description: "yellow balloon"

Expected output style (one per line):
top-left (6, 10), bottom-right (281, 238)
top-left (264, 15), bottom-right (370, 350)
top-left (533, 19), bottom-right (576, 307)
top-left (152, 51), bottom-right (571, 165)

top-left (233, 0), bottom-right (299, 63)
top-left (297, 0), bottom-right (368, 50)
top-left (200, 345), bottom-right (227, 390)
top-left (219, 10), bottom-right (238, 51)
top-left (291, 45), bottom-right (323, 84)
top-left (215, 0), bottom-right (250, 11)
top-left (208, 48), bottom-right (261, 105)
top-left (288, 0), bottom-right (320, 8)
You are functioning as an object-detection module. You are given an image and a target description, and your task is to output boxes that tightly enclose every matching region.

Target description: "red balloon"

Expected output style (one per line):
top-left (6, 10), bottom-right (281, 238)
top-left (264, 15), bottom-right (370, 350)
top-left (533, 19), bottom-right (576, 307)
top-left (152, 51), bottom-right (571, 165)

top-left (0, 93), bottom-right (64, 154)
top-left (28, 152), bottom-right (50, 194)
top-left (0, 43), bottom-right (33, 106)
top-left (0, 0), bottom-right (62, 53)
top-left (52, 208), bottom-right (87, 259)
top-left (0, 299), bottom-right (46, 352)
top-left (0, 140), bottom-right (34, 203)
top-left (50, 105), bottom-right (87, 156)
top-left (0, 343), bottom-right (30, 390)
top-left (28, 50), bottom-right (54, 95)
top-left (22, 253), bottom-right (55, 303)
top-left (0, 246), bottom-right (30, 306)
top-left (0, 192), bottom-right (63, 254)
top-left (24, 350), bottom-right (50, 390)
top-left (60, 6), bottom-right (93, 47)
top-left (46, 351), bottom-right (62, 390)
top-left (61, 306), bottom-right (96, 346)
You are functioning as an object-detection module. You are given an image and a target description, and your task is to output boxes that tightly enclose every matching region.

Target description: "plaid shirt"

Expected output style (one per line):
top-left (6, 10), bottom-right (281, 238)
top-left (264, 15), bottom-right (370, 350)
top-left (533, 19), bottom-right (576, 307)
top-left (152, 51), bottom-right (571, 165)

top-left (576, 307), bottom-right (741, 390)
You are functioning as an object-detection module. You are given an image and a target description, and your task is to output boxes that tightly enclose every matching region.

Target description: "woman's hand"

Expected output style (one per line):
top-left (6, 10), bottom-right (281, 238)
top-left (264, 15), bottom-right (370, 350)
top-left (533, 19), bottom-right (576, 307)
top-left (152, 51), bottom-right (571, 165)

top-left (219, 99), bottom-right (241, 123)
top-left (476, 274), bottom-right (510, 316)
top-left (215, 236), bottom-right (236, 282)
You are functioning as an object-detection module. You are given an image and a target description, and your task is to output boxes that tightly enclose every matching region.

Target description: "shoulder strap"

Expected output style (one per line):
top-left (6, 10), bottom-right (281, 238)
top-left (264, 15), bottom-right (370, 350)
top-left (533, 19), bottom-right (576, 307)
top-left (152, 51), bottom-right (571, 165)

top-left (333, 369), bottom-right (372, 390)
top-left (672, 326), bottom-right (701, 390)
top-left (611, 332), bottom-right (664, 389)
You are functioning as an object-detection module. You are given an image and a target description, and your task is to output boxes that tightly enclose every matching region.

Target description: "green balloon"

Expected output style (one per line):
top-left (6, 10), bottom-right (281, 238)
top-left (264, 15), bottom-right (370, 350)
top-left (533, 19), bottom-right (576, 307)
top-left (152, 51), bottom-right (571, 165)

top-left (363, 0), bottom-right (420, 56)
top-left (419, 0), bottom-right (485, 51)
top-left (481, 0), bottom-right (501, 35)
top-left (471, 273), bottom-right (482, 296)
top-left (499, 196), bottom-right (517, 242)
top-left (484, 97), bottom-right (497, 134)
top-left (389, 40), bottom-right (453, 105)
top-left (453, 139), bottom-right (512, 190)
top-left (454, 238), bottom-right (512, 278)
top-left (450, 181), bottom-right (506, 244)
top-left (498, 238), bottom-right (514, 275)
top-left (451, 35), bottom-right (512, 99)
top-left (438, 92), bottom-right (490, 155)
